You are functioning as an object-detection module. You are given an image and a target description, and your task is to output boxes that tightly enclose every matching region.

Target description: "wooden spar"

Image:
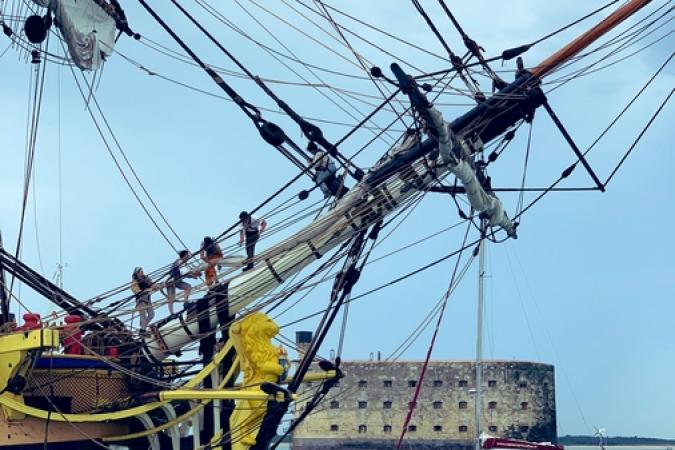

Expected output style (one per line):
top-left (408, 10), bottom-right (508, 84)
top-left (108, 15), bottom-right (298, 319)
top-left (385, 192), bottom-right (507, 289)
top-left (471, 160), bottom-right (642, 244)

top-left (0, 231), bottom-right (9, 325)
top-left (532, 0), bottom-right (652, 78)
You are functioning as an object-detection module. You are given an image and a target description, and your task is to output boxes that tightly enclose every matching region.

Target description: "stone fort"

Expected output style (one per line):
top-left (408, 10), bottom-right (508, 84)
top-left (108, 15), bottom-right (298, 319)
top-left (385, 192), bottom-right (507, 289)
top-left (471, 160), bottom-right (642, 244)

top-left (292, 340), bottom-right (557, 450)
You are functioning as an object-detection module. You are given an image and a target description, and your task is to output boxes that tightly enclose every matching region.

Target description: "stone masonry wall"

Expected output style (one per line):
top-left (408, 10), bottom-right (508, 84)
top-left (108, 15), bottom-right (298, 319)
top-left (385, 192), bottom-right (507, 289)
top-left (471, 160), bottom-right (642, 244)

top-left (292, 360), bottom-right (556, 449)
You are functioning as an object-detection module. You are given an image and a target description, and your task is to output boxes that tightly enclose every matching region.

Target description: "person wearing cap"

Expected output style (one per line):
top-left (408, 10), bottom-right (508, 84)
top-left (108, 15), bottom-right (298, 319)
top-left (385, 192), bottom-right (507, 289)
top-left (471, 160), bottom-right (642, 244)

top-left (131, 267), bottom-right (160, 331)
top-left (308, 143), bottom-right (338, 198)
top-left (238, 211), bottom-right (267, 271)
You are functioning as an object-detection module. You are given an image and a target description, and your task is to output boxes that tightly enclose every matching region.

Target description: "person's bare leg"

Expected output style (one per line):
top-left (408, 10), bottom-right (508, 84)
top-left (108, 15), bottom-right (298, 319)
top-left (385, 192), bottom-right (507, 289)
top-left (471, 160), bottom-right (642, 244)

top-left (167, 287), bottom-right (176, 314)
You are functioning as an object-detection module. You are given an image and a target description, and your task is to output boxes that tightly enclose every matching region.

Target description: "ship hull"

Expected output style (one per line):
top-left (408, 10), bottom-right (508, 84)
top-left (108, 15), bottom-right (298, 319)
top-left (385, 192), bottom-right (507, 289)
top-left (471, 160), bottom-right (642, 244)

top-left (0, 414), bottom-right (128, 448)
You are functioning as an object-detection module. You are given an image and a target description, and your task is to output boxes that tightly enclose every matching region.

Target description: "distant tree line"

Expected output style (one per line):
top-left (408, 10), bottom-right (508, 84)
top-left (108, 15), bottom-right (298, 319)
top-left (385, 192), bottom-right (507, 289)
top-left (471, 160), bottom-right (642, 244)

top-left (559, 435), bottom-right (675, 446)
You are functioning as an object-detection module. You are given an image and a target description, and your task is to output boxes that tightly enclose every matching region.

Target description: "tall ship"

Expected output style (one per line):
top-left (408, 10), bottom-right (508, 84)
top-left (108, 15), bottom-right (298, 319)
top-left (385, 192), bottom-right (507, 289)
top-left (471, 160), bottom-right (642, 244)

top-left (0, 0), bottom-right (671, 449)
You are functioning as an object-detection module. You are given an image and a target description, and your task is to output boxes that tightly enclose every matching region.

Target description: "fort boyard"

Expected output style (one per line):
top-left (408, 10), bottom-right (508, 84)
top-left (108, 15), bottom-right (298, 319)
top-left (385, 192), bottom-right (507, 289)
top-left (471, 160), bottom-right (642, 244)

top-left (292, 351), bottom-right (557, 450)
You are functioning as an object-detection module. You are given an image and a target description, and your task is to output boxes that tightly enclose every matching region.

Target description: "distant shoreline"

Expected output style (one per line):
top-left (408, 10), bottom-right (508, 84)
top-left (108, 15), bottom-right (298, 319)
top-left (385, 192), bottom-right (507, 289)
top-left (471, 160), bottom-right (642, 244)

top-left (559, 436), bottom-right (675, 446)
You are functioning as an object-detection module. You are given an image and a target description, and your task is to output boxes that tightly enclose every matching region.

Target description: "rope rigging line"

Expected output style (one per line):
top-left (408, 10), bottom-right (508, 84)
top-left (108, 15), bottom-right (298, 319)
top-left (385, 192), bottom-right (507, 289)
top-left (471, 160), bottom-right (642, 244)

top-left (88, 0), bottom-right (672, 310)
top-left (227, 0), bottom-right (400, 145)
top-left (2, 0), bottom-right (664, 382)
top-left (215, 0), bottom-right (406, 145)
top-left (435, 0), bottom-right (505, 88)
top-left (313, 0), bottom-right (412, 129)
top-left (284, 0), bottom-right (442, 80)
top-left (77, 70), bottom-right (190, 250)
top-left (168, 0), bottom-right (361, 179)
top-left (62, 49), bottom-right (180, 252)
top-left (512, 72), bottom-right (671, 223)
top-left (604, 87), bottom-right (673, 186)
top-left (498, 0), bottom-right (623, 61)
top-left (395, 220), bottom-right (473, 449)
top-left (409, 0), bottom-right (480, 98)
top-left (289, 249), bottom-right (474, 420)
top-left (542, 3), bottom-right (674, 88)
top-left (246, 0), bottom-right (370, 72)
top-left (515, 122), bottom-right (534, 219)
top-left (112, 48), bottom-right (411, 130)
top-left (137, 0), bottom-right (315, 178)
top-left (341, 59), bottom-right (464, 163)
top-left (8, 34), bottom-right (48, 302)
top-left (583, 51), bottom-right (673, 161)
top-left (37, 0), bottom-right (664, 334)
top-left (296, 0), bottom-right (451, 63)
top-left (545, 27), bottom-right (674, 88)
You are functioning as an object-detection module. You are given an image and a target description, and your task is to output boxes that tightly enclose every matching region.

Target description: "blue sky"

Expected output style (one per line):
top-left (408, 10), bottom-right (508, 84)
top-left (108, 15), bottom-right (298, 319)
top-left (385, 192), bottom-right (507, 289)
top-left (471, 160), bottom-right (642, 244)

top-left (1, 0), bottom-right (673, 439)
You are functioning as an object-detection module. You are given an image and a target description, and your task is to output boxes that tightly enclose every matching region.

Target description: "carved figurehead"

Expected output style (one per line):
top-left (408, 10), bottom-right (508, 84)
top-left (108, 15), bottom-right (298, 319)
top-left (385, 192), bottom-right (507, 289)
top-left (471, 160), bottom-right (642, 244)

top-left (229, 312), bottom-right (283, 449)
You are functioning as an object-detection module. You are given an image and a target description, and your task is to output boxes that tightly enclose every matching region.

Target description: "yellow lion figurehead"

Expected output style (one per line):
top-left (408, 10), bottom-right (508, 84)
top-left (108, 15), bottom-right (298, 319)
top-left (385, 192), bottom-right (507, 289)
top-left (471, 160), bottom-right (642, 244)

top-left (230, 312), bottom-right (282, 386)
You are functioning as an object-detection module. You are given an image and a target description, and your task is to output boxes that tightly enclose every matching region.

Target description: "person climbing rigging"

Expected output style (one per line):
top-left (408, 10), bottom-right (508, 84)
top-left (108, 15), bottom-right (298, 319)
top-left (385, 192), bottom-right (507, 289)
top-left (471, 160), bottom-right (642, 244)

top-left (200, 236), bottom-right (223, 288)
top-left (308, 142), bottom-right (339, 198)
top-left (166, 250), bottom-right (198, 314)
top-left (239, 211), bottom-right (267, 271)
top-left (131, 267), bottom-right (161, 331)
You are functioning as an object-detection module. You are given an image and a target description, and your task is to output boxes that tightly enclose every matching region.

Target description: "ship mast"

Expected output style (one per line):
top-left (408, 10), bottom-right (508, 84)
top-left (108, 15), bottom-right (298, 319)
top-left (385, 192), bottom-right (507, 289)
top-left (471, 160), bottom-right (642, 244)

top-left (475, 221), bottom-right (487, 449)
top-left (0, 231), bottom-right (9, 326)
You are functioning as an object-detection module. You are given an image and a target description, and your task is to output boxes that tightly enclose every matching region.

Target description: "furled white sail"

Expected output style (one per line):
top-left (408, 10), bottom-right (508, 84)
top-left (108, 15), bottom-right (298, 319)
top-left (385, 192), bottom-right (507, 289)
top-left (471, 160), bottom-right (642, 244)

top-left (428, 107), bottom-right (516, 236)
top-left (34, 0), bottom-right (116, 70)
top-left (144, 109), bottom-right (515, 359)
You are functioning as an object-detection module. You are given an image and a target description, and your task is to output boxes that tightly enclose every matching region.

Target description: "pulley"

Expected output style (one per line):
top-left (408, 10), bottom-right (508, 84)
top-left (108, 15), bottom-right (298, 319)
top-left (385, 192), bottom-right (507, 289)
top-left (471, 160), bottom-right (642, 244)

top-left (24, 14), bottom-right (51, 44)
top-left (259, 121), bottom-right (286, 147)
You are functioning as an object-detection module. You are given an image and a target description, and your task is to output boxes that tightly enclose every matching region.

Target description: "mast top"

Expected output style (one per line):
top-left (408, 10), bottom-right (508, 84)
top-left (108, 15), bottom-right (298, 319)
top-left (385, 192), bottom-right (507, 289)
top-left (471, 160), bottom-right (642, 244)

top-left (531, 0), bottom-right (652, 79)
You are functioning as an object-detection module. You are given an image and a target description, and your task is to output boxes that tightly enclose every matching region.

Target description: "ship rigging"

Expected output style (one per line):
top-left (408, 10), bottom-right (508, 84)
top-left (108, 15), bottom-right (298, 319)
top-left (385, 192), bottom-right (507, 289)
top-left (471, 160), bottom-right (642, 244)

top-left (0, 0), bottom-right (672, 449)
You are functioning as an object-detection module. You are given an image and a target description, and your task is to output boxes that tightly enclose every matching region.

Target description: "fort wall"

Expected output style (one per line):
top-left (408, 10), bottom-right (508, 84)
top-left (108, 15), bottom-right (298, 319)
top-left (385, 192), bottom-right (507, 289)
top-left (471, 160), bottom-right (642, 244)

top-left (292, 360), bottom-right (556, 450)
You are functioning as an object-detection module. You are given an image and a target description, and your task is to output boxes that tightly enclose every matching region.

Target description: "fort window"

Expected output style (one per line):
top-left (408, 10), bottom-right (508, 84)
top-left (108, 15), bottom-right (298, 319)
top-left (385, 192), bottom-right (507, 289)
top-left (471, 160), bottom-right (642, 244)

top-left (358, 424), bottom-right (367, 433)
top-left (330, 401), bottom-right (339, 409)
top-left (358, 380), bottom-right (367, 388)
top-left (488, 401), bottom-right (497, 410)
top-left (458, 380), bottom-right (468, 387)
top-left (383, 401), bottom-right (392, 409)
top-left (459, 425), bottom-right (468, 432)
top-left (521, 402), bottom-right (529, 410)
top-left (383, 380), bottom-right (392, 388)
top-left (358, 401), bottom-right (367, 409)
top-left (519, 425), bottom-right (529, 433)
top-left (518, 381), bottom-right (528, 388)
top-left (408, 425), bottom-right (417, 432)
top-left (433, 379), bottom-right (443, 387)
top-left (488, 425), bottom-right (498, 432)
top-left (408, 380), bottom-right (416, 388)
top-left (458, 401), bottom-right (468, 409)
top-left (434, 425), bottom-right (443, 432)
top-left (384, 425), bottom-right (392, 433)
top-left (488, 380), bottom-right (497, 387)
top-left (433, 401), bottom-right (443, 409)
top-left (330, 424), bottom-right (339, 432)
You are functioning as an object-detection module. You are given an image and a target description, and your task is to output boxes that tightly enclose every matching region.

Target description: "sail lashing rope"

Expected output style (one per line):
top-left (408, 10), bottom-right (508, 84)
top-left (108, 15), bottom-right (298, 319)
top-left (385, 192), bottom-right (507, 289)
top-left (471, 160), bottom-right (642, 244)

top-left (254, 230), bottom-right (369, 449)
top-left (170, 0), bottom-right (364, 181)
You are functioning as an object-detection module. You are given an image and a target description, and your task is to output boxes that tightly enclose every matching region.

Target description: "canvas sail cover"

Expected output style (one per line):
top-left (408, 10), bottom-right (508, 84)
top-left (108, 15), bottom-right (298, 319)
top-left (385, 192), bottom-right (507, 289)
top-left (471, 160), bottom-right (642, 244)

top-left (428, 107), bottom-right (516, 236)
top-left (34, 0), bottom-right (116, 70)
